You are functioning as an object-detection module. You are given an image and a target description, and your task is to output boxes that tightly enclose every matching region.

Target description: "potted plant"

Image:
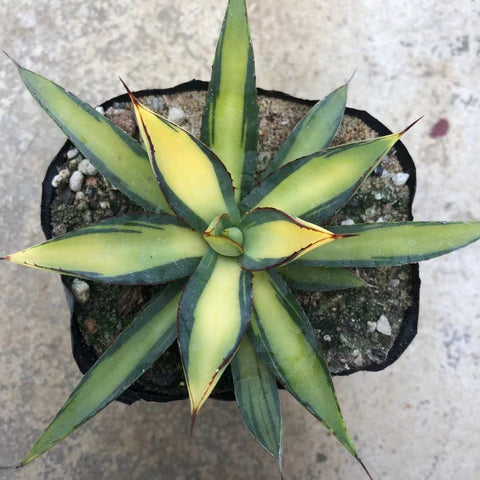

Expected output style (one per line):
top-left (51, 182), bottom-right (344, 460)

top-left (1, 0), bottom-right (479, 478)
top-left (40, 82), bottom-right (420, 407)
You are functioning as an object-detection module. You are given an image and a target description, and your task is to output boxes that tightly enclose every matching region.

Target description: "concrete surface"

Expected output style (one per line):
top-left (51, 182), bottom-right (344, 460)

top-left (1, 1), bottom-right (479, 479)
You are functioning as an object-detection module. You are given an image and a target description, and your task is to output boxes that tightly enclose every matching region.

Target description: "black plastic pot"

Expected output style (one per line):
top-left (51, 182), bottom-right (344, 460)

top-left (41, 80), bottom-right (420, 405)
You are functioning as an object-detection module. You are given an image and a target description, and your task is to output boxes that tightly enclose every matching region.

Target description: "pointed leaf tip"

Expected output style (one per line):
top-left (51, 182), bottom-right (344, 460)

top-left (119, 78), bottom-right (137, 102)
top-left (189, 409), bottom-right (198, 441)
top-left (347, 68), bottom-right (357, 85)
top-left (2, 50), bottom-right (21, 68)
top-left (0, 464), bottom-right (19, 471)
top-left (400, 116), bottom-right (424, 135)
top-left (356, 455), bottom-right (374, 480)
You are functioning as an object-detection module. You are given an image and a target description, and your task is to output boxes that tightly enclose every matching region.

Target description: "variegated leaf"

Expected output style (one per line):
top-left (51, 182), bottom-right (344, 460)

top-left (249, 271), bottom-right (357, 458)
top-left (12, 61), bottom-right (169, 213)
top-left (241, 133), bottom-right (402, 223)
top-left (201, 0), bottom-right (258, 200)
top-left (19, 282), bottom-right (183, 466)
top-left (241, 207), bottom-right (338, 270)
top-left (127, 87), bottom-right (239, 231)
top-left (178, 250), bottom-right (252, 419)
top-left (2, 215), bottom-right (207, 284)
top-left (264, 84), bottom-right (347, 175)
top-left (279, 265), bottom-right (366, 291)
top-left (294, 221), bottom-right (480, 267)
top-left (231, 336), bottom-right (282, 466)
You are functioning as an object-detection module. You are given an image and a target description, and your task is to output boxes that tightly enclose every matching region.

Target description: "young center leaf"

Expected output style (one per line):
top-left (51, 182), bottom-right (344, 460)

top-left (127, 86), bottom-right (239, 232)
top-left (240, 207), bottom-right (339, 270)
top-left (178, 250), bottom-right (252, 419)
top-left (18, 282), bottom-right (184, 467)
top-left (2, 215), bottom-right (207, 284)
top-left (201, 0), bottom-right (258, 200)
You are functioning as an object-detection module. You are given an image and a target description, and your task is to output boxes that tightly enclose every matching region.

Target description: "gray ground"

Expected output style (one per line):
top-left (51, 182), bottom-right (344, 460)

top-left (1, 1), bottom-right (479, 479)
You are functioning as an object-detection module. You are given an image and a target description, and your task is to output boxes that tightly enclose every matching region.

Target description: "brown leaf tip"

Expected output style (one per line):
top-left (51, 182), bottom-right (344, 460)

top-left (0, 464), bottom-right (20, 470)
top-left (119, 77), bottom-right (138, 104)
top-left (334, 233), bottom-right (357, 240)
top-left (189, 409), bottom-right (198, 442)
top-left (356, 455), bottom-right (374, 480)
top-left (400, 116), bottom-right (424, 135)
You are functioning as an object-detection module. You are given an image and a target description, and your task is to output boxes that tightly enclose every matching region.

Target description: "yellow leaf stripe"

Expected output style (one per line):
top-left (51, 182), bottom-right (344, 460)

top-left (201, 0), bottom-right (258, 200)
top-left (250, 271), bottom-right (357, 456)
top-left (242, 133), bottom-right (402, 223)
top-left (265, 84), bottom-right (347, 175)
top-left (3, 215), bottom-right (207, 284)
top-left (127, 87), bottom-right (238, 231)
top-left (295, 221), bottom-right (480, 267)
top-left (241, 208), bottom-right (338, 270)
top-left (178, 251), bottom-right (252, 417)
top-left (16, 64), bottom-right (169, 213)
top-left (19, 283), bottom-right (182, 466)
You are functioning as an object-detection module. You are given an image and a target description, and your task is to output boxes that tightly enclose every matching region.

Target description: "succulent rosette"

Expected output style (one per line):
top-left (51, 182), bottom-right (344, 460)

top-left (2, 0), bottom-right (480, 476)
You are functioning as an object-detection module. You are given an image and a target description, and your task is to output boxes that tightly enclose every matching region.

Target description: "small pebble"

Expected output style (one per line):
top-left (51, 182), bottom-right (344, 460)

top-left (352, 349), bottom-right (364, 367)
top-left (52, 223), bottom-right (67, 236)
top-left (83, 210), bottom-right (93, 223)
top-left (367, 321), bottom-right (377, 333)
top-left (72, 279), bottom-right (90, 303)
top-left (152, 96), bottom-right (166, 111)
top-left (95, 106), bottom-right (105, 115)
top-left (85, 176), bottom-right (98, 187)
top-left (389, 278), bottom-right (400, 288)
top-left (381, 169), bottom-right (391, 179)
top-left (69, 171), bottom-right (84, 192)
top-left (376, 315), bottom-right (392, 336)
top-left (99, 200), bottom-right (111, 209)
top-left (323, 334), bottom-right (332, 342)
top-left (68, 159), bottom-right (79, 170)
top-left (280, 118), bottom-right (290, 125)
top-left (75, 191), bottom-right (86, 202)
top-left (167, 106), bottom-right (186, 124)
top-left (341, 218), bottom-right (355, 226)
top-left (51, 169), bottom-right (70, 187)
top-left (373, 164), bottom-right (384, 176)
top-left (376, 217), bottom-right (385, 223)
top-left (374, 191), bottom-right (383, 200)
top-left (83, 318), bottom-right (97, 335)
top-left (392, 172), bottom-right (409, 186)
top-left (66, 148), bottom-right (79, 160)
top-left (78, 159), bottom-right (98, 176)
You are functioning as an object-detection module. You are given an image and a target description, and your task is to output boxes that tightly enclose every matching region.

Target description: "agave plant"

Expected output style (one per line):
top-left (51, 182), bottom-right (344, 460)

top-left (2, 0), bottom-right (480, 477)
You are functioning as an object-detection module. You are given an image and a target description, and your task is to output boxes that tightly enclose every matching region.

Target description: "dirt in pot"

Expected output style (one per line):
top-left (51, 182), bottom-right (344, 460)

top-left (49, 88), bottom-right (415, 398)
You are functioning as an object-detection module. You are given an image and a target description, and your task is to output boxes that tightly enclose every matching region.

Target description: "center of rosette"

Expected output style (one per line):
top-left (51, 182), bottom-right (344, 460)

top-left (203, 215), bottom-right (244, 257)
